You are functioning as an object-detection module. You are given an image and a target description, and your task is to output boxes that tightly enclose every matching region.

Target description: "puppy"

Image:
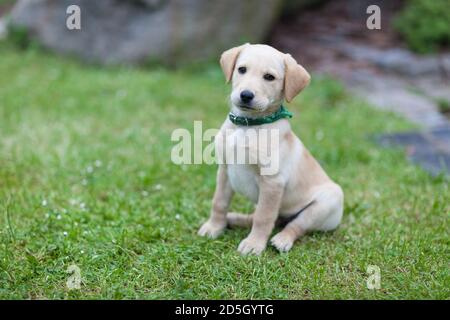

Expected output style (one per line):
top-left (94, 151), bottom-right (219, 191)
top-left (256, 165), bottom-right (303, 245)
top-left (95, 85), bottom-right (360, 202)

top-left (198, 43), bottom-right (344, 255)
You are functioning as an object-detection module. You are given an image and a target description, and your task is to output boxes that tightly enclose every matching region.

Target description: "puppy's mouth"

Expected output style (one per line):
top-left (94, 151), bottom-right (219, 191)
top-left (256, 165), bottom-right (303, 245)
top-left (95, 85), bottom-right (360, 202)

top-left (238, 104), bottom-right (254, 110)
top-left (237, 101), bottom-right (261, 111)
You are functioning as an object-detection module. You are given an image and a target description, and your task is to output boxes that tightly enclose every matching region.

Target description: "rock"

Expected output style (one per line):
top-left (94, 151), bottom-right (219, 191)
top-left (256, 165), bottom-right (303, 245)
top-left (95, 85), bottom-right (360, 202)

top-left (441, 55), bottom-right (450, 76)
top-left (346, 69), bottom-right (449, 129)
top-left (377, 126), bottom-right (450, 176)
top-left (337, 44), bottom-right (450, 77)
top-left (9, 0), bottom-right (284, 65)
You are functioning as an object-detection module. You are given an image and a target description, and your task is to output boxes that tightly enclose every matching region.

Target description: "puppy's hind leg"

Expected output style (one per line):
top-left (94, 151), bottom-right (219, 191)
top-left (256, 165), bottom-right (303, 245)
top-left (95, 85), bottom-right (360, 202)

top-left (271, 183), bottom-right (343, 252)
top-left (227, 212), bottom-right (253, 228)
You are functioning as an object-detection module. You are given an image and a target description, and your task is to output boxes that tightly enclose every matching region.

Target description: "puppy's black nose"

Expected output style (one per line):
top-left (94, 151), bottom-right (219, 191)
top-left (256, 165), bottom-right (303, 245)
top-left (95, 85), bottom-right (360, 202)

top-left (240, 90), bottom-right (254, 103)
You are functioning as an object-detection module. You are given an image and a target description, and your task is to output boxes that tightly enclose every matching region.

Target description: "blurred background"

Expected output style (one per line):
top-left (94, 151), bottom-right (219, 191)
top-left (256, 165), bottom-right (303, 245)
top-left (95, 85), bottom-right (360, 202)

top-left (0, 0), bottom-right (449, 299)
top-left (1, 0), bottom-right (449, 175)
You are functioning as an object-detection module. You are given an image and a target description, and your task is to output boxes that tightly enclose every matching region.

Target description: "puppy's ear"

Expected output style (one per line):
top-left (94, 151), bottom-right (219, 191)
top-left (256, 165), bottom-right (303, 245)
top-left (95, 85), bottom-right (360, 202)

top-left (220, 43), bottom-right (249, 83)
top-left (283, 54), bottom-right (311, 103)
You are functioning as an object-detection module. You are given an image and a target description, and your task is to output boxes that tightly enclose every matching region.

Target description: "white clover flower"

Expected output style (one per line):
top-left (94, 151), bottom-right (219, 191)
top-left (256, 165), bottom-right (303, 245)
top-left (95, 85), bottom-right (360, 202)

top-left (42, 199), bottom-right (48, 206)
top-left (94, 160), bottom-right (102, 167)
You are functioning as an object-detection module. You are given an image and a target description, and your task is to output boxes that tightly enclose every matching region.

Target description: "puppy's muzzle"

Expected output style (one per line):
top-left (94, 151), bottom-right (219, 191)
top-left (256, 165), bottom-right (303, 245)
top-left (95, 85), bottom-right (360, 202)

top-left (240, 90), bottom-right (254, 104)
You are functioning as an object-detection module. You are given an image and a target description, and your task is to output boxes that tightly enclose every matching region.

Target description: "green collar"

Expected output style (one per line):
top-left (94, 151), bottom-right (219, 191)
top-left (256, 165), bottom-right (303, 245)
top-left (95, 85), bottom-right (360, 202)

top-left (229, 105), bottom-right (293, 126)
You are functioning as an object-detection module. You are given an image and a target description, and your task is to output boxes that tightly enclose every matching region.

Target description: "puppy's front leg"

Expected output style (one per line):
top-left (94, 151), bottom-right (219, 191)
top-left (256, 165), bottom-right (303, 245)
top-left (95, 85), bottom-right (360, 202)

top-left (198, 165), bottom-right (233, 239)
top-left (238, 177), bottom-right (284, 255)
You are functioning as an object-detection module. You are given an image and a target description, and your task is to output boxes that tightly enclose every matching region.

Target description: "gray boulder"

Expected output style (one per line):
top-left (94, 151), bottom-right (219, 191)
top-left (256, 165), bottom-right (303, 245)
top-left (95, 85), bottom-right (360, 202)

top-left (9, 0), bottom-right (284, 65)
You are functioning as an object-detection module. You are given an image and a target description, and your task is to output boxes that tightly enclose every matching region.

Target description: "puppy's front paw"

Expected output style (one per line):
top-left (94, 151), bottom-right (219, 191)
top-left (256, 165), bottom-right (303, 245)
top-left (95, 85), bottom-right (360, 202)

top-left (237, 236), bottom-right (266, 255)
top-left (198, 220), bottom-right (226, 239)
top-left (270, 232), bottom-right (294, 252)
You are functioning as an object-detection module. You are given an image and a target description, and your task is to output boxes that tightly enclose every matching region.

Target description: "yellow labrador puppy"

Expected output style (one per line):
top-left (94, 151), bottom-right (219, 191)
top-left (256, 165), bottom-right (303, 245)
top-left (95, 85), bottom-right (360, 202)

top-left (198, 43), bottom-right (344, 255)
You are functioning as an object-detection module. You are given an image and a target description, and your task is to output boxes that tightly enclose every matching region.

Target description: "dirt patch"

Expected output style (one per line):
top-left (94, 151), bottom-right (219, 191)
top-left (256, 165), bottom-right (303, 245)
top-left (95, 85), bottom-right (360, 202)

top-left (270, 0), bottom-right (405, 71)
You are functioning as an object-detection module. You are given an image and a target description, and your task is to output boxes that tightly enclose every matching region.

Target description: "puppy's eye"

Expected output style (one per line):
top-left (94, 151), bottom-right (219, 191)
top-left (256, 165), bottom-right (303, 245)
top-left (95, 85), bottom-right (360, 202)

top-left (238, 66), bottom-right (247, 74)
top-left (263, 73), bottom-right (275, 81)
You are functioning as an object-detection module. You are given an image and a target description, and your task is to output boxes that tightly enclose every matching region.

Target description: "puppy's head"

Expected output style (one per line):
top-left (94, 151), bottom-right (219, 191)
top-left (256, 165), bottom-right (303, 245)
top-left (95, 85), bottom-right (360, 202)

top-left (220, 43), bottom-right (310, 114)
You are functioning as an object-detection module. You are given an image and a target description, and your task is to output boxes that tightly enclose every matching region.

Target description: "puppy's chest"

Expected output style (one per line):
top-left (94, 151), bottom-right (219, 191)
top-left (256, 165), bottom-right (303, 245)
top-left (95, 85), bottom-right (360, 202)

top-left (216, 126), bottom-right (277, 203)
top-left (227, 164), bottom-right (259, 203)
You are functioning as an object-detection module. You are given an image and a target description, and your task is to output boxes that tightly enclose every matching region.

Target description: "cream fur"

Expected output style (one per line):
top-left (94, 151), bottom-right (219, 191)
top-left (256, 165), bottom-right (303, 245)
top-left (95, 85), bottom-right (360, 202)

top-left (198, 44), bottom-right (344, 255)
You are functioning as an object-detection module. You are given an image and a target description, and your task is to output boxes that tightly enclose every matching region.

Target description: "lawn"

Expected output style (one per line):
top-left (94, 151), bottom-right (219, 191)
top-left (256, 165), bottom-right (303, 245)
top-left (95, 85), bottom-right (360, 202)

top-left (0, 42), bottom-right (448, 299)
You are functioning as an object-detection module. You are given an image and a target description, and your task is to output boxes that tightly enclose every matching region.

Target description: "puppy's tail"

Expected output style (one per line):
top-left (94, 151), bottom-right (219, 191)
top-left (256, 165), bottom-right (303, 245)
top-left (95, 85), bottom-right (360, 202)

top-left (227, 212), bottom-right (253, 228)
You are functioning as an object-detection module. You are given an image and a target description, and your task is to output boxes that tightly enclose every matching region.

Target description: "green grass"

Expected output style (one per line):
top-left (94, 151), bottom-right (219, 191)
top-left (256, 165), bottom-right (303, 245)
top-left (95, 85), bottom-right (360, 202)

top-left (394, 0), bottom-right (450, 54)
top-left (0, 42), bottom-right (448, 299)
top-left (0, 0), bottom-right (15, 7)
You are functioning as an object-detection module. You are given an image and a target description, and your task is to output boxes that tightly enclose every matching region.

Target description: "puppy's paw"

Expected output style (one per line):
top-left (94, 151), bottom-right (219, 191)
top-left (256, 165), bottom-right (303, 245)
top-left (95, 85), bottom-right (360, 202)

top-left (198, 220), bottom-right (226, 239)
top-left (270, 232), bottom-right (294, 252)
top-left (237, 236), bottom-right (266, 255)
